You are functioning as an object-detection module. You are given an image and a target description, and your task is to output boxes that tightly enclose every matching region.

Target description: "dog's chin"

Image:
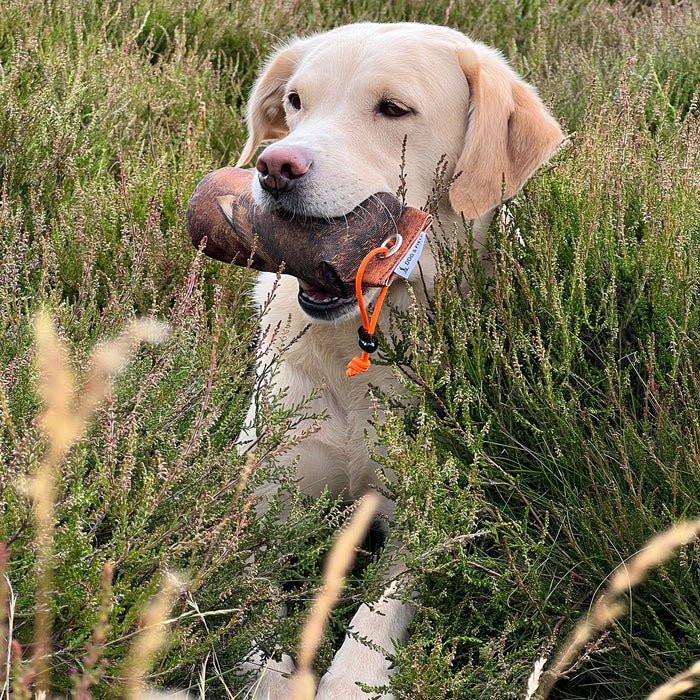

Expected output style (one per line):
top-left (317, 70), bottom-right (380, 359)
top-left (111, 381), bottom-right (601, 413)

top-left (297, 280), bottom-right (359, 322)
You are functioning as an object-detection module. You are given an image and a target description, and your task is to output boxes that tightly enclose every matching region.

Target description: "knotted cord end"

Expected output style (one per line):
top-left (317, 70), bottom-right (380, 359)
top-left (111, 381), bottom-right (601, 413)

top-left (346, 352), bottom-right (371, 376)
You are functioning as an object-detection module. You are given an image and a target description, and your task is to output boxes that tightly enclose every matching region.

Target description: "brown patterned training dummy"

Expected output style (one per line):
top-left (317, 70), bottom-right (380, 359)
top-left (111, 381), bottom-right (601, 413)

top-left (186, 167), bottom-right (432, 300)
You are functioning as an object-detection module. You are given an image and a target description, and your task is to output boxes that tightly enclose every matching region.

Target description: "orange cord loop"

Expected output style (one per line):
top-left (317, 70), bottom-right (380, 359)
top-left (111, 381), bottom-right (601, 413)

top-left (346, 244), bottom-right (392, 377)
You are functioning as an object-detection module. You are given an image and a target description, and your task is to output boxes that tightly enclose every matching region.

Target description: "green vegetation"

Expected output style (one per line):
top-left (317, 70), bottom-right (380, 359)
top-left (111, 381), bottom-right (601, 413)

top-left (1, 0), bottom-right (700, 697)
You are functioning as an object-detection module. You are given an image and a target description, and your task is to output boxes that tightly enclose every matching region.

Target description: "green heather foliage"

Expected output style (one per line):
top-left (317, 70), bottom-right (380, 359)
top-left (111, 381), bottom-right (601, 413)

top-left (1, 0), bottom-right (700, 697)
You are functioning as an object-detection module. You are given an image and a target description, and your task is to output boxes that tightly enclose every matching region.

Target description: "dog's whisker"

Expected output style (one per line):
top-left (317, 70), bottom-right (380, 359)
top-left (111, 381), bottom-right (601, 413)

top-left (367, 193), bottom-right (401, 236)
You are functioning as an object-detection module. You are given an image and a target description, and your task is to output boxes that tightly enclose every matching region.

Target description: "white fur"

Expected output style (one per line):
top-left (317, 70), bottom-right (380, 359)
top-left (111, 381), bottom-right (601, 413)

top-left (237, 22), bottom-right (563, 699)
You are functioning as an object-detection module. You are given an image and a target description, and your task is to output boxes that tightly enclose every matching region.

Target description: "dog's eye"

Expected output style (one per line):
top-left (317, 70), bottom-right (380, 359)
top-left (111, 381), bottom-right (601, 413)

top-left (287, 92), bottom-right (302, 110)
top-left (378, 100), bottom-right (410, 118)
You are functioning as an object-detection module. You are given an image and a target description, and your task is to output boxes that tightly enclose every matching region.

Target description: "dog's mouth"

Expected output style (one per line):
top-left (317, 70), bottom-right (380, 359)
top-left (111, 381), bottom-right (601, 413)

top-left (254, 178), bottom-right (362, 221)
top-left (297, 279), bottom-right (357, 320)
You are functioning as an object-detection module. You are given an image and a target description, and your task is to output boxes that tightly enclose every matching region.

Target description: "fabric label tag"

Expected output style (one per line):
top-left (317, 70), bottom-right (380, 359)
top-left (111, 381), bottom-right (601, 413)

top-left (393, 230), bottom-right (426, 278)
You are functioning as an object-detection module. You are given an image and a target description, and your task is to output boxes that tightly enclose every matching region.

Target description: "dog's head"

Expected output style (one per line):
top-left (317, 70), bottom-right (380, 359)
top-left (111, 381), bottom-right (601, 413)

top-left (237, 23), bottom-right (564, 320)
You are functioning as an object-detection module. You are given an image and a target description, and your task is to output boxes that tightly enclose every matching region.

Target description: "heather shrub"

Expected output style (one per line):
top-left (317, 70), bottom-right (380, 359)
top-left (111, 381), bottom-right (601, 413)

top-left (379, 38), bottom-right (700, 699)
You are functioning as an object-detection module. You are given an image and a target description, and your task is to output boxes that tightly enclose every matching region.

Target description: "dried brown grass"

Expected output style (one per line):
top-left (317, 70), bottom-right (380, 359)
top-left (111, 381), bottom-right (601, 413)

top-left (646, 659), bottom-right (700, 700)
top-left (18, 312), bottom-right (168, 696)
top-left (122, 572), bottom-right (185, 699)
top-left (290, 493), bottom-right (379, 700)
top-left (526, 520), bottom-right (700, 700)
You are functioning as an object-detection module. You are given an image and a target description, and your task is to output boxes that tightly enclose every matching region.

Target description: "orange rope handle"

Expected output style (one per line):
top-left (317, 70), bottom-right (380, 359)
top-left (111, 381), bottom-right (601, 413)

top-left (347, 245), bottom-right (391, 377)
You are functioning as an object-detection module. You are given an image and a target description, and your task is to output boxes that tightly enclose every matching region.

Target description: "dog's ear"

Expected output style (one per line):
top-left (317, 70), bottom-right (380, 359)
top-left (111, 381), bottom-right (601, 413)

top-left (237, 39), bottom-right (311, 166)
top-left (449, 46), bottom-right (564, 220)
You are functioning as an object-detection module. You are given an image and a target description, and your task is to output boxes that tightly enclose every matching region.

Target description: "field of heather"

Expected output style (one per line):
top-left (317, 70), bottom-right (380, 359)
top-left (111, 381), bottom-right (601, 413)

top-left (1, 1), bottom-right (700, 698)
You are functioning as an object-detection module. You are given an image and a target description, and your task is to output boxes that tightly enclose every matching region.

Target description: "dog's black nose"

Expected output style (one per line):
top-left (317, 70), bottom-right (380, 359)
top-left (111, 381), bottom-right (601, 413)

top-left (256, 146), bottom-right (312, 198)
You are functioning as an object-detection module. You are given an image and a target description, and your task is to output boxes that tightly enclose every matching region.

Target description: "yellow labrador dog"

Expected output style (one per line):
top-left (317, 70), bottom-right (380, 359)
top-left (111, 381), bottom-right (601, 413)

top-left (236, 22), bottom-right (563, 700)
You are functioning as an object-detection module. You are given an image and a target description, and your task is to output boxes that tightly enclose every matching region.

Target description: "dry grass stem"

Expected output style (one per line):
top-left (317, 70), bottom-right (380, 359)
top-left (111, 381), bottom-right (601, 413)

top-left (0, 545), bottom-right (14, 700)
top-left (608, 521), bottom-right (700, 594)
top-left (123, 572), bottom-right (184, 699)
top-left (290, 493), bottom-right (379, 700)
top-left (290, 669), bottom-right (316, 700)
top-left (645, 659), bottom-right (700, 700)
top-left (538, 519), bottom-right (700, 699)
top-left (30, 313), bottom-right (76, 691)
top-left (29, 313), bottom-right (168, 692)
top-left (76, 317), bottom-right (169, 428)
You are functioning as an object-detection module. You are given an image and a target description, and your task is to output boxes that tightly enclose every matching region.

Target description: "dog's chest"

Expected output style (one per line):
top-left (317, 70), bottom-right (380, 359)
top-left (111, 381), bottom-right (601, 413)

top-left (284, 322), bottom-right (392, 426)
top-left (273, 325), bottom-right (394, 491)
top-left (254, 273), bottom-right (398, 492)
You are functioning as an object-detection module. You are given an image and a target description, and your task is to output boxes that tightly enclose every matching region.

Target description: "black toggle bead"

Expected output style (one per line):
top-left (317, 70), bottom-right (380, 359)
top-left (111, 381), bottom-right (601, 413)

top-left (357, 327), bottom-right (379, 354)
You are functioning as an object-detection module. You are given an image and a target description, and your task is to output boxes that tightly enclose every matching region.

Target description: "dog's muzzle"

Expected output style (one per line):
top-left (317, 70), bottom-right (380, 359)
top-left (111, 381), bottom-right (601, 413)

top-left (186, 167), bottom-right (432, 300)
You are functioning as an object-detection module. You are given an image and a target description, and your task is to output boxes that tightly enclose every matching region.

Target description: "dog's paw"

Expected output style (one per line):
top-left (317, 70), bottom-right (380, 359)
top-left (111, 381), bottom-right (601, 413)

top-left (314, 635), bottom-right (397, 700)
top-left (249, 674), bottom-right (296, 700)
top-left (244, 652), bottom-right (296, 700)
top-left (315, 679), bottom-right (396, 700)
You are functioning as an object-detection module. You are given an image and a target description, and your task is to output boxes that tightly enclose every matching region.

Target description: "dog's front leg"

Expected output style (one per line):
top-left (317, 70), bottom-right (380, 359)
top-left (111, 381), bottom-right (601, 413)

top-left (240, 643), bottom-right (297, 700)
top-left (314, 577), bottom-right (413, 700)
